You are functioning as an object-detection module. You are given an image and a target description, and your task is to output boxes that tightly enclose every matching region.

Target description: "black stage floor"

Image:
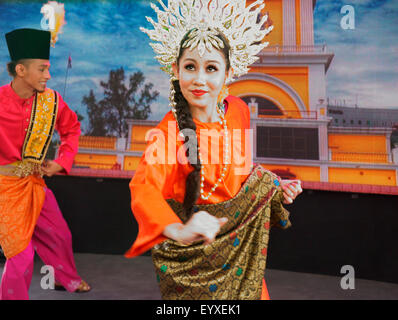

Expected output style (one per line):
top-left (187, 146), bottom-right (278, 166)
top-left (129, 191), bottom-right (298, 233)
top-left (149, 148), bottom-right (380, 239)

top-left (1, 253), bottom-right (398, 300)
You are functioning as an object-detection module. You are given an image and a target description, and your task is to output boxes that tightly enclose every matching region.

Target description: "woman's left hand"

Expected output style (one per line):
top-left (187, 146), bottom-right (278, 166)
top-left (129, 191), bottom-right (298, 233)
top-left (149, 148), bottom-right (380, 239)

top-left (281, 180), bottom-right (303, 204)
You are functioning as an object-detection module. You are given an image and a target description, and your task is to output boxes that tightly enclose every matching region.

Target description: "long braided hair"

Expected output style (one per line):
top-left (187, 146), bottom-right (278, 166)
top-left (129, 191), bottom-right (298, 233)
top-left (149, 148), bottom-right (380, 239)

top-left (173, 30), bottom-right (231, 218)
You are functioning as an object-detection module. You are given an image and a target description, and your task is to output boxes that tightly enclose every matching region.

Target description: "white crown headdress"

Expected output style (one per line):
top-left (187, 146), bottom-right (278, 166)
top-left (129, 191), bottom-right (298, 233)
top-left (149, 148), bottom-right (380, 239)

top-left (140, 0), bottom-right (274, 81)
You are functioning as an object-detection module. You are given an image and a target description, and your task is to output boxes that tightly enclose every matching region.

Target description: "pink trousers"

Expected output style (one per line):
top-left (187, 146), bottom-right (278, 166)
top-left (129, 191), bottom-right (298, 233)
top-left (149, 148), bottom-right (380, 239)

top-left (0, 188), bottom-right (82, 300)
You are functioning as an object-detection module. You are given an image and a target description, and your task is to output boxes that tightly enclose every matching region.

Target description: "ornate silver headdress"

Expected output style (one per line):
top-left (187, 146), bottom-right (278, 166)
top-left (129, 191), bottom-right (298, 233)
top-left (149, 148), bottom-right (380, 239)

top-left (140, 0), bottom-right (274, 81)
top-left (141, 0), bottom-right (273, 124)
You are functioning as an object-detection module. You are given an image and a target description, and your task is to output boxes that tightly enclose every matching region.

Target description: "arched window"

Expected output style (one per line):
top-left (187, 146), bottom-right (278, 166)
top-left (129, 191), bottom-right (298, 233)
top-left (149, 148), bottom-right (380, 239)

top-left (241, 96), bottom-right (283, 116)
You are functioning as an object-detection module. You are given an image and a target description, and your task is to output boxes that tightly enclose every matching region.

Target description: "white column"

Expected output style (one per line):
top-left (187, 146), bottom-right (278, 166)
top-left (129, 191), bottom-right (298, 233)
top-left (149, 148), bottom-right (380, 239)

top-left (392, 147), bottom-right (398, 164)
top-left (320, 164), bottom-right (329, 182)
top-left (116, 137), bottom-right (127, 151)
top-left (116, 154), bottom-right (124, 169)
top-left (116, 138), bottom-right (127, 170)
top-left (247, 97), bottom-right (259, 118)
top-left (300, 0), bottom-right (314, 46)
top-left (283, 0), bottom-right (296, 47)
top-left (127, 123), bottom-right (133, 151)
top-left (308, 64), bottom-right (327, 113)
top-left (386, 132), bottom-right (392, 163)
top-left (318, 121), bottom-right (329, 161)
top-left (252, 122), bottom-right (257, 159)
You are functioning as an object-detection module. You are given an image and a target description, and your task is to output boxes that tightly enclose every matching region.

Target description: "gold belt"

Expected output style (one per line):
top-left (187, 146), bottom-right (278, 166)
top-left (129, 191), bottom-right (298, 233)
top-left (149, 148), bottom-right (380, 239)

top-left (0, 161), bottom-right (44, 178)
top-left (0, 165), bottom-right (17, 176)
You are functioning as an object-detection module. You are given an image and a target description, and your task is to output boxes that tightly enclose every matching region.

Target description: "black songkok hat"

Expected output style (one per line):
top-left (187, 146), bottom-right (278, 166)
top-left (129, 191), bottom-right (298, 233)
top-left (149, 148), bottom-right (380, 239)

top-left (5, 28), bottom-right (51, 62)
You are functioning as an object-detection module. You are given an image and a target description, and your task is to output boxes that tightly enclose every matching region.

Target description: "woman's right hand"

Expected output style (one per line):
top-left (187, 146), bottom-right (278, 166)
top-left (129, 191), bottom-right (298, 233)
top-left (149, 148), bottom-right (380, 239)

top-left (163, 211), bottom-right (228, 246)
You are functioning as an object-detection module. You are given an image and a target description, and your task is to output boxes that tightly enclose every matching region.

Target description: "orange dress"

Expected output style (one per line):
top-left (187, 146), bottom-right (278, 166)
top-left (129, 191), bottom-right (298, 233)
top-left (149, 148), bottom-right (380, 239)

top-left (125, 96), bottom-right (270, 299)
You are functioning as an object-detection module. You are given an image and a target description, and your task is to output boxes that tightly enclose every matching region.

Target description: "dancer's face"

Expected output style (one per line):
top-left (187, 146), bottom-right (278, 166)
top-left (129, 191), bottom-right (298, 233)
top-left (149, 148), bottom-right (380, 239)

top-left (16, 59), bottom-right (51, 93)
top-left (172, 46), bottom-right (230, 114)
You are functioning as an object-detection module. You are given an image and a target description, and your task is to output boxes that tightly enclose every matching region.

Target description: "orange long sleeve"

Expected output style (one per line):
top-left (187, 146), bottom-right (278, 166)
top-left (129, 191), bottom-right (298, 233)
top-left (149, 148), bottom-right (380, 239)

top-left (125, 119), bottom-right (183, 257)
top-left (125, 96), bottom-right (252, 257)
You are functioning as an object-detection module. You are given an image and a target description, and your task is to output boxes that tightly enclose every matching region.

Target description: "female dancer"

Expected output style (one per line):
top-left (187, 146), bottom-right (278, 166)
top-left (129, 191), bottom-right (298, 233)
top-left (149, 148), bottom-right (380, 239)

top-left (125, 0), bottom-right (302, 300)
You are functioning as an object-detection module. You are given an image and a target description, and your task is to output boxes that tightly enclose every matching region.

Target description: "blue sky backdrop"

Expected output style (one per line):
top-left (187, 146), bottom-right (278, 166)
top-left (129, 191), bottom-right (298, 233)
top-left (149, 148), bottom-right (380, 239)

top-left (314, 0), bottom-right (398, 109)
top-left (0, 0), bottom-right (397, 132)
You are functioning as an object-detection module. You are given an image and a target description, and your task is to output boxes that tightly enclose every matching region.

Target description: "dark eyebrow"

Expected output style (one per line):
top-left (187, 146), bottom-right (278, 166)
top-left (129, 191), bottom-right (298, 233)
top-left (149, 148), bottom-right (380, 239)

top-left (206, 60), bottom-right (221, 64)
top-left (182, 58), bottom-right (221, 64)
top-left (182, 58), bottom-right (196, 63)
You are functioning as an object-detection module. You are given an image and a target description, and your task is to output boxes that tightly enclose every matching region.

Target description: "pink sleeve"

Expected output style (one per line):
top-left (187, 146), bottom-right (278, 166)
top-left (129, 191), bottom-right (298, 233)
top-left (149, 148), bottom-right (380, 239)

top-left (53, 93), bottom-right (81, 174)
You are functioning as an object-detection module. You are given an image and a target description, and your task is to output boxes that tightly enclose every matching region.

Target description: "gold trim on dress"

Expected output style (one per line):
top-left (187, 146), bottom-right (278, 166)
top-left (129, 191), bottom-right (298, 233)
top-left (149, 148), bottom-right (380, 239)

top-left (22, 88), bottom-right (58, 164)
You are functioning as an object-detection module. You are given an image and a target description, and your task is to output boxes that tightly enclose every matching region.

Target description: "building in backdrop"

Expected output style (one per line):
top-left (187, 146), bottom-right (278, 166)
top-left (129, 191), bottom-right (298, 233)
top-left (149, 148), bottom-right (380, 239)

top-left (69, 0), bottom-right (398, 193)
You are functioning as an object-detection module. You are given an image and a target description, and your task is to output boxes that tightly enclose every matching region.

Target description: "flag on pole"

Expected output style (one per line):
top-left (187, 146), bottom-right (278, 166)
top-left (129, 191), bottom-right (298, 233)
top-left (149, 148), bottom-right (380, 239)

top-left (63, 54), bottom-right (72, 98)
top-left (67, 54), bottom-right (72, 69)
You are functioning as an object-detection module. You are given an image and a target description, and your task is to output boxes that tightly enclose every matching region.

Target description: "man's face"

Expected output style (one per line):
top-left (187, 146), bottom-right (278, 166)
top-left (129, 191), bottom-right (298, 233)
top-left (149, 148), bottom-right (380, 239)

top-left (17, 59), bottom-right (51, 92)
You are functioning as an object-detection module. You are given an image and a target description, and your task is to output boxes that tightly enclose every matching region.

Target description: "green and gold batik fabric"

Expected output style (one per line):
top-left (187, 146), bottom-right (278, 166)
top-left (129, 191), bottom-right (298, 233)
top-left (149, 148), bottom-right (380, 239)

top-left (151, 165), bottom-right (291, 300)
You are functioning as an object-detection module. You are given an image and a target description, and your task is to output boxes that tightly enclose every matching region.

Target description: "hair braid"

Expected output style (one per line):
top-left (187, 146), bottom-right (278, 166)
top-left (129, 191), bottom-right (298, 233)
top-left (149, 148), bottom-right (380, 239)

top-left (172, 79), bottom-right (201, 218)
top-left (172, 30), bottom-right (231, 218)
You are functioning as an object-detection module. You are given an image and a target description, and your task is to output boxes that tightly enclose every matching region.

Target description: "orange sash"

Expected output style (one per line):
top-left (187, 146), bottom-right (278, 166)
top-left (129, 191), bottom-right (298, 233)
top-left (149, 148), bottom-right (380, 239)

top-left (0, 175), bottom-right (46, 259)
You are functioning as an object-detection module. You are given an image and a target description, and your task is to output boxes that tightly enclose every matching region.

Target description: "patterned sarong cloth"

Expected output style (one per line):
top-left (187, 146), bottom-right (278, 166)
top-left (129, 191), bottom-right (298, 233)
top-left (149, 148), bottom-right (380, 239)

top-left (151, 165), bottom-right (291, 300)
top-left (0, 175), bottom-right (46, 259)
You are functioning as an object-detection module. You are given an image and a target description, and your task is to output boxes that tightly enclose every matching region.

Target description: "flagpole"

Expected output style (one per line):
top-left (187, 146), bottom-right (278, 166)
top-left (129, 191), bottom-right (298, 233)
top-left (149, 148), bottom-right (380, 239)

top-left (63, 53), bottom-right (71, 98)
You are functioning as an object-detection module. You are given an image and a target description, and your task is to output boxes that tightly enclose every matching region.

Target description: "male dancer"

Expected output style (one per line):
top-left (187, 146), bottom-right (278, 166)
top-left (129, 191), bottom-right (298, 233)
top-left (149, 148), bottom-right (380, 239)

top-left (0, 28), bottom-right (90, 299)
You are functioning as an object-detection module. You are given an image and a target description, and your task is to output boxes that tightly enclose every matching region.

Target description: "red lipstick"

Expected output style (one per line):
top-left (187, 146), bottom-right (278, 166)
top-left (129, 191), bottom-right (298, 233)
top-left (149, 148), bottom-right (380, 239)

top-left (191, 90), bottom-right (207, 96)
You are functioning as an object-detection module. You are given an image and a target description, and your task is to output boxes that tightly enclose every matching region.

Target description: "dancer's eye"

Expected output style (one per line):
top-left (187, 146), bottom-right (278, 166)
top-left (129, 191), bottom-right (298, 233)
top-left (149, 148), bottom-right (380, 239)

top-left (207, 65), bottom-right (218, 72)
top-left (184, 64), bottom-right (195, 71)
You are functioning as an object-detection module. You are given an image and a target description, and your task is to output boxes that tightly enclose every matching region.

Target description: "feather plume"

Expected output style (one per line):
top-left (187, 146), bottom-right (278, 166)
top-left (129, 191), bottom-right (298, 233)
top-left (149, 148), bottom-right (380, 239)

top-left (41, 1), bottom-right (66, 47)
